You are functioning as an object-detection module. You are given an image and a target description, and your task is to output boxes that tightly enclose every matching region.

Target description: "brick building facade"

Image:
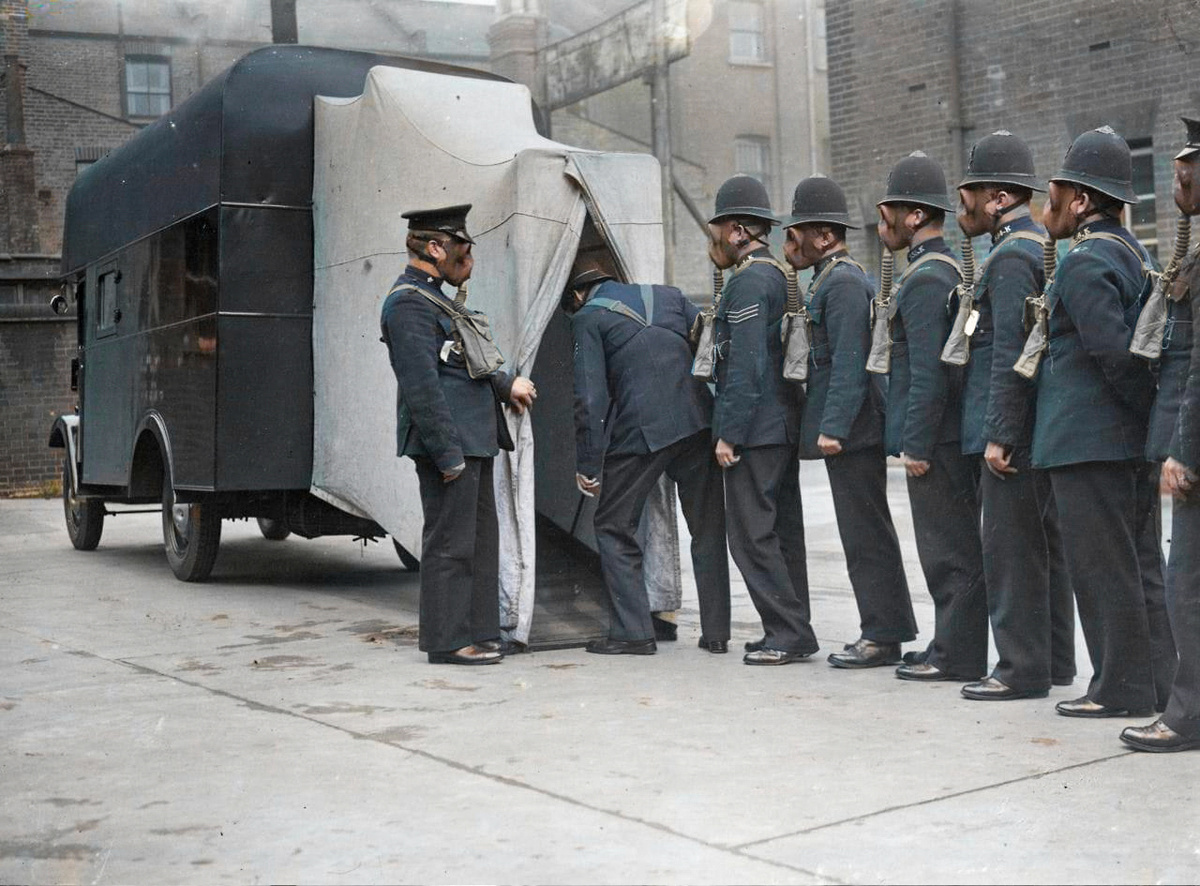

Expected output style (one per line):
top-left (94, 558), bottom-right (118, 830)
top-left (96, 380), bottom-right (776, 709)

top-left (826, 0), bottom-right (1200, 275)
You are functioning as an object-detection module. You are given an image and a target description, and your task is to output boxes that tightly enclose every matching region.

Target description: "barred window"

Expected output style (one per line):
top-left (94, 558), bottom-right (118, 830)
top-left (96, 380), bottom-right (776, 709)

top-left (125, 56), bottom-right (171, 118)
top-left (1125, 137), bottom-right (1157, 261)
top-left (735, 136), bottom-right (772, 197)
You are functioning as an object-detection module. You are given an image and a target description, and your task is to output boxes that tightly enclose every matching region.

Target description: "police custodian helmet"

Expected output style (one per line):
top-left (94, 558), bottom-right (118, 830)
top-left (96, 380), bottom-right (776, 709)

top-left (1049, 126), bottom-right (1136, 204)
top-left (958, 130), bottom-right (1045, 192)
top-left (781, 174), bottom-right (860, 229)
top-left (709, 174), bottom-right (779, 226)
top-left (877, 151), bottom-right (955, 212)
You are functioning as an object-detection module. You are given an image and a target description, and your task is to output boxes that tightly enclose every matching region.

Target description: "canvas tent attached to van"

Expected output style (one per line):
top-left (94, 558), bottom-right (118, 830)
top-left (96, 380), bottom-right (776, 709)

top-left (311, 66), bottom-right (684, 646)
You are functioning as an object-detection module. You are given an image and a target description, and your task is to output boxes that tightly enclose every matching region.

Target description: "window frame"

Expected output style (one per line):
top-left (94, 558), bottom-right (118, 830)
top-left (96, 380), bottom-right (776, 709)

top-left (728, 0), bottom-right (767, 65)
top-left (124, 54), bottom-right (172, 119)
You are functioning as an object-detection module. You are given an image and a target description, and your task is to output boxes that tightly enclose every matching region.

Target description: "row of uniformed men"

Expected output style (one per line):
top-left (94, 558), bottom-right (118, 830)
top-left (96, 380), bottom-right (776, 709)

top-left (378, 120), bottom-right (1200, 754)
top-left (560, 120), bottom-right (1200, 755)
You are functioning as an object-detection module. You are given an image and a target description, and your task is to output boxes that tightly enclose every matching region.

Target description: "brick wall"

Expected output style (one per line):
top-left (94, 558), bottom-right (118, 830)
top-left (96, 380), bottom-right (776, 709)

top-left (827, 0), bottom-right (1200, 275)
top-left (0, 312), bottom-right (74, 496)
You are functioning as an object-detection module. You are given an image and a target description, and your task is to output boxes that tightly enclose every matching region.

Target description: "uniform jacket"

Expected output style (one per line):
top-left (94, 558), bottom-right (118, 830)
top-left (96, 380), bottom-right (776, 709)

top-left (712, 248), bottom-right (803, 448)
top-left (885, 236), bottom-right (963, 460)
top-left (1147, 250), bottom-right (1197, 461)
top-left (963, 213), bottom-right (1046, 454)
top-left (1032, 219), bottom-right (1155, 469)
top-left (380, 266), bottom-right (515, 473)
top-left (570, 280), bottom-right (712, 478)
top-left (1173, 258), bottom-right (1200, 468)
top-left (798, 250), bottom-right (883, 459)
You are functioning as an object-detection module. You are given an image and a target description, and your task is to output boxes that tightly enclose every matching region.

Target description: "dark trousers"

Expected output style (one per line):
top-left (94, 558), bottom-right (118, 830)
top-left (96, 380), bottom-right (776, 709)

top-left (1164, 490), bottom-right (1200, 736)
top-left (1049, 460), bottom-right (1162, 710)
top-left (905, 441), bottom-right (988, 679)
top-left (824, 445), bottom-right (916, 643)
top-left (979, 455), bottom-right (1066, 691)
top-left (1137, 461), bottom-right (1178, 708)
top-left (594, 431), bottom-right (731, 642)
top-left (724, 444), bottom-right (817, 654)
top-left (1043, 493), bottom-right (1078, 683)
top-left (413, 456), bottom-right (500, 653)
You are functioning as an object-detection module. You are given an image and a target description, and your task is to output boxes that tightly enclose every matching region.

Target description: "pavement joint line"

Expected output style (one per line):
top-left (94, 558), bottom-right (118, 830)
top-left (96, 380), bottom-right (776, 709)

top-left (77, 651), bottom-right (846, 885)
top-left (731, 751), bottom-right (1134, 852)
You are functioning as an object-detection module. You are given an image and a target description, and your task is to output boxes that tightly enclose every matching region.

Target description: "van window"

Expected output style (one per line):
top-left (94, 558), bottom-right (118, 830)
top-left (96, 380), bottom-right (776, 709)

top-left (97, 270), bottom-right (120, 335)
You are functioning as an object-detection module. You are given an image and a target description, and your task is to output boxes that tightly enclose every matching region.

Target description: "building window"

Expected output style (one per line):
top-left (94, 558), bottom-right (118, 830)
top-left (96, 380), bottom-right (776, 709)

top-left (1126, 137), bottom-right (1157, 260)
top-left (729, 1), bottom-right (766, 63)
top-left (125, 56), bottom-right (171, 118)
top-left (735, 136), bottom-right (771, 196)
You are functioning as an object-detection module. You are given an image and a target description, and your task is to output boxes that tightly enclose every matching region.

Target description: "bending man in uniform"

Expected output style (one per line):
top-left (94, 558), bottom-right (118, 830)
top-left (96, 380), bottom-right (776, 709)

top-left (563, 266), bottom-right (731, 655)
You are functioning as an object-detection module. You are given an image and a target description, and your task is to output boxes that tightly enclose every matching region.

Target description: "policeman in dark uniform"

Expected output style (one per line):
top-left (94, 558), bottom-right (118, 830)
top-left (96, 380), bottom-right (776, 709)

top-left (876, 152), bottom-right (989, 683)
top-left (953, 131), bottom-right (1078, 700)
top-left (781, 175), bottom-right (918, 668)
top-left (1035, 127), bottom-right (1172, 717)
top-left (707, 175), bottom-right (816, 665)
top-left (1123, 117), bottom-right (1200, 750)
top-left (380, 205), bottom-right (535, 665)
top-left (561, 266), bottom-right (732, 655)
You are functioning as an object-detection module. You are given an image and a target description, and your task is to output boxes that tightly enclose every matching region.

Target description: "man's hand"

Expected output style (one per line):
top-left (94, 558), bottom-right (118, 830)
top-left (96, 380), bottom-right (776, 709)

top-left (715, 438), bottom-right (741, 469)
top-left (902, 454), bottom-right (930, 478)
top-left (984, 441), bottom-right (1017, 479)
top-left (508, 377), bottom-right (537, 414)
top-left (575, 473), bottom-right (600, 498)
top-left (442, 463), bottom-right (466, 483)
top-left (1163, 456), bottom-right (1197, 500)
top-left (818, 433), bottom-right (843, 457)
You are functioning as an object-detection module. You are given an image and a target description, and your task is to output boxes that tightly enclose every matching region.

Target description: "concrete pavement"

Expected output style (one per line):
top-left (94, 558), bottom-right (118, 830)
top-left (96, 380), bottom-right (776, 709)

top-left (2, 464), bottom-right (1198, 884)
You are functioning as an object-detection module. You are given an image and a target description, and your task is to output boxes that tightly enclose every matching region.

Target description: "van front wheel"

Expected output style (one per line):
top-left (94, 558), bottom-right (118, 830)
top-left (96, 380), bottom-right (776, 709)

top-left (162, 481), bottom-right (221, 581)
top-left (63, 461), bottom-right (104, 551)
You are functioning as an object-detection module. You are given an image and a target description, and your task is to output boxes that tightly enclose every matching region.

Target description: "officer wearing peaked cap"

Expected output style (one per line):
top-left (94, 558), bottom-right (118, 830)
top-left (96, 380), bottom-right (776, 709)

top-left (953, 131), bottom-right (1078, 701)
top-left (1123, 117), bottom-right (1200, 752)
top-left (781, 175), bottom-right (918, 669)
top-left (877, 152), bottom-right (989, 684)
top-left (380, 204), bottom-right (536, 665)
top-left (707, 174), bottom-right (817, 665)
top-left (1036, 127), bottom-right (1176, 718)
top-left (560, 263), bottom-right (732, 656)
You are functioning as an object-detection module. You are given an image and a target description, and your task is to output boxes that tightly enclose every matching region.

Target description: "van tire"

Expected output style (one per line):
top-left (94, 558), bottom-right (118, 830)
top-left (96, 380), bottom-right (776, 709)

top-left (63, 461), bottom-right (104, 551)
top-left (162, 479), bottom-right (221, 582)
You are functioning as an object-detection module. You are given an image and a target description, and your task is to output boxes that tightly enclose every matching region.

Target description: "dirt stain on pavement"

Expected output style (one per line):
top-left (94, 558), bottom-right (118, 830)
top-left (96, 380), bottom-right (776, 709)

top-left (541, 663), bottom-right (579, 670)
top-left (220, 631), bottom-right (323, 649)
top-left (39, 798), bottom-right (103, 808)
top-left (295, 702), bottom-right (393, 715)
top-left (1031, 737), bottom-right (1060, 746)
top-left (210, 614), bottom-right (230, 622)
top-left (340, 619), bottom-right (419, 646)
top-left (0, 841), bottom-right (98, 860)
top-left (364, 725), bottom-right (428, 743)
top-left (176, 660), bottom-right (222, 673)
top-left (251, 655), bottom-right (318, 670)
top-left (413, 678), bottom-right (480, 693)
top-left (150, 825), bottom-right (220, 836)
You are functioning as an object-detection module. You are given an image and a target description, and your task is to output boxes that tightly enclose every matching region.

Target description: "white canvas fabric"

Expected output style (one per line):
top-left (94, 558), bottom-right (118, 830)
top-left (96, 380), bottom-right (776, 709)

top-left (311, 66), bottom-right (681, 643)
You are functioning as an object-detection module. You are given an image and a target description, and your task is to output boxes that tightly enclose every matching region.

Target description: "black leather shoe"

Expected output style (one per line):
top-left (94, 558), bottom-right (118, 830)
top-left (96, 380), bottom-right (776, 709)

top-left (652, 615), bottom-right (677, 642)
top-left (586, 637), bottom-right (657, 655)
top-left (1052, 676), bottom-right (1075, 686)
top-left (1055, 695), bottom-right (1151, 718)
top-left (895, 662), bottom-right (956, 682)
top-left (961, 676), bottom-right (1049, 700)
top-left (744, 636), bottom-right (767, 653)
top-left (1120, 719), bottom-right (1200, 753)
top-left (743, 648), bottom-right (812, 665)
top-left (901, 649), bottom-right (928, 665)
top-left (828, 638), bottom-right (901, 669)
top-left (698, 636), bottom-right (729, 654)
top-left (428, 646), bottom-right (503, 665)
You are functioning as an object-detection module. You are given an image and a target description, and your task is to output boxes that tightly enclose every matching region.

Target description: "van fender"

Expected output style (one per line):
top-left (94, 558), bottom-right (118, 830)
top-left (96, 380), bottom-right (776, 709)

top-left (48, 415), bottom-right (80, 495)
top-left (129, 411), bottom-right (175, 497)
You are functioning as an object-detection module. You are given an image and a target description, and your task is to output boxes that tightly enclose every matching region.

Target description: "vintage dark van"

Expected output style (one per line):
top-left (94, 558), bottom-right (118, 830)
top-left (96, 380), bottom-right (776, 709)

top-left (48, 46), bottom-right (511, 581)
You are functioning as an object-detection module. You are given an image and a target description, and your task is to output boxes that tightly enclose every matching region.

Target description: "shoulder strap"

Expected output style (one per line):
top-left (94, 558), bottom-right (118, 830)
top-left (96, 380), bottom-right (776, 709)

top-left (639, 284), bottom-right (655, 325)
top-left (388, 282), bottom-right (466, 319)
top-left (897, 251), bottom-right (962, 285)
top-left (1075, 230), bottom-right (1151, 272)
top-left (735, 254), bottom-right (804, 312)
top-left (978, 231), bottom-right (1046, 276)
top-left (737, 254), bottom-right (791, 279)
top-left (808, 255), bottom-right (867, 295)
top-left (582, 296), bottom-right (648, 327)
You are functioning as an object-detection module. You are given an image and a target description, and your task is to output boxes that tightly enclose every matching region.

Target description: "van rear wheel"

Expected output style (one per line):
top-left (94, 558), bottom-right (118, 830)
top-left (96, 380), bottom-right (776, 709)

top-left (162, 480), bottom-right (221, 582)
top-left (62, 461), bottom-right (104, 551)
top-left (256, 517), bottom-right (291, 541)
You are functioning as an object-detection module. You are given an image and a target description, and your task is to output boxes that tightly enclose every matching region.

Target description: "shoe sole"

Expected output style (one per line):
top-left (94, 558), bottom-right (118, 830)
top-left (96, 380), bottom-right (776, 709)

top-left (827, 655), bottom-right (901, 669)
top-left (743, 653), bottom-right (814, 666)
top-left (1056, 707), bottom-right (1151, 719)
top-left (427, 655), bottom-right (502, 665)
top-left (585, 646), bottom-right (656, 655)
top-left (961, 688), bottom-right (1049, 700)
